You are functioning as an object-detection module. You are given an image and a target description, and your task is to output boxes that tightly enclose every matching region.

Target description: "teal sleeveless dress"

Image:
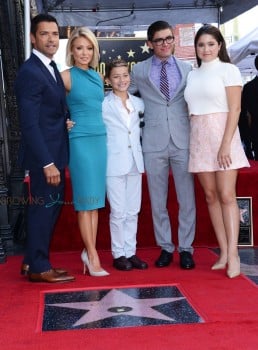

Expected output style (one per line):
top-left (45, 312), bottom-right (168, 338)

top-left (66, 67), bottom-right (106, 211)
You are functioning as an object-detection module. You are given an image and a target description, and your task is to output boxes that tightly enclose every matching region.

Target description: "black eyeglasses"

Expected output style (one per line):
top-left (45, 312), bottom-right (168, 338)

top-left (152, 35), bottom-right (175, 46)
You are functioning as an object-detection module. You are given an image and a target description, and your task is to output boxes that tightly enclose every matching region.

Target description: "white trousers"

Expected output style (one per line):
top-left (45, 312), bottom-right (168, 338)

top-left (106, 173), bottom-right (142, 259)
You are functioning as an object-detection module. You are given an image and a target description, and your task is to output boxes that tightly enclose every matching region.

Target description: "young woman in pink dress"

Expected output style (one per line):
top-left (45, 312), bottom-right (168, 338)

top-left (184, 24), bottom-right (250, 278)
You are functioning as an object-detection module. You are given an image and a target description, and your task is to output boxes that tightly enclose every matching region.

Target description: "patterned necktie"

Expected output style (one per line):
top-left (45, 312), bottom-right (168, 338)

top-left (50, 60), bottom-right (62, 85)
top-left (160, 60), bottom-right (170, 101)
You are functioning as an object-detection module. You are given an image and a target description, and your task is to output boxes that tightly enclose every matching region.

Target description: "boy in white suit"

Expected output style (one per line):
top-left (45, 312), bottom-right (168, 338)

top-left (103, 59), bottom-right (148, 271)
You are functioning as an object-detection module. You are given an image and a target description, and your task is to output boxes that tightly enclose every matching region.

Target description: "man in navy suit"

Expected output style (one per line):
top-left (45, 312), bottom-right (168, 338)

top-left (240, 55), bottom-right (258, 159)
top-left (15, 14), bottom-right (75, 282)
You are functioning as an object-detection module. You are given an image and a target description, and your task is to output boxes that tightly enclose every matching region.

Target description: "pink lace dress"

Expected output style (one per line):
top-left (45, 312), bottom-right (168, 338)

top-left (188, 112), bottom-right (250, 172)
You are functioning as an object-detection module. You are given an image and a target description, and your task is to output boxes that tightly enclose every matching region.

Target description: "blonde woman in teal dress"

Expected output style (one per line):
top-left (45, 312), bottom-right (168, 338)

top-left (61, 27), bottom-right (109, 276)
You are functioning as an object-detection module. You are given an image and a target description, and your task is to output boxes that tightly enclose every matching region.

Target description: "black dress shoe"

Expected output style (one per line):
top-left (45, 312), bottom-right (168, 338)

top-left (128, 255), bottom-right (148, 269)
top-left (113, 256), bottom-right (133, 271)
top-left (179, 251), bottom-right (195, 269)
top-left (155, 250), bottom-right (173, 267)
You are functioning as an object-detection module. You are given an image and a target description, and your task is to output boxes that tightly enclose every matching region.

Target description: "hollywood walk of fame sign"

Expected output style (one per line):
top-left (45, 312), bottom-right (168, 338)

top-left (97, 37), bottom-right (151, 87)
top-left (237, 197), bottom-right (253, 246)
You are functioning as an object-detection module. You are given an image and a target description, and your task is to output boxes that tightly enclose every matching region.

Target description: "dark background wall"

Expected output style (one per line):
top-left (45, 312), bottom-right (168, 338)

top-left (0, 0), bottom-right (25, 262)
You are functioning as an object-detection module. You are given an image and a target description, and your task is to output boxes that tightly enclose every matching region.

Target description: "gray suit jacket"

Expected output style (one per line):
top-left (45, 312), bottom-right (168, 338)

top-left (130, 56), bottom-right (191, 152)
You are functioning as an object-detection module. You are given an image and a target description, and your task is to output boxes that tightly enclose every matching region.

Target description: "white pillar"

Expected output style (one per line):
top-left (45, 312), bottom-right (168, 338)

top-left (24, 0), bottom-right (31, 59)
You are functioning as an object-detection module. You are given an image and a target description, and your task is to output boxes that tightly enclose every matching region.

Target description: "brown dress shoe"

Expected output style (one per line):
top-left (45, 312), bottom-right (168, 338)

top-left (29, 269), bottom-right (75, 283)
top-left (21, 264), bottom-right (68, 276)
top-left (128, 255), bottom-right (148, 269)
top-left (21, 264), bottom-right (30, 276)
top-left (53, 268), bottom-right (68, 275)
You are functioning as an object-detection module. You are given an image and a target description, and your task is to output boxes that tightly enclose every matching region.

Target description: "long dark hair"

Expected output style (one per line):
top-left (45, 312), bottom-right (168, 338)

top-left (194, 24), bottom-right (230, 67)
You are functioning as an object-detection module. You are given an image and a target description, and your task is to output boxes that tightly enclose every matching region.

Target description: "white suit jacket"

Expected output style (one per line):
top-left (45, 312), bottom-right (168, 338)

top-left (102, 91), bottom-right (145, 176)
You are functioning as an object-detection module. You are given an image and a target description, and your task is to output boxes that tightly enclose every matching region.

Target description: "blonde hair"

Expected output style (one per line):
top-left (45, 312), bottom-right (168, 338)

top-left (66, 26), bottom-right (100, 68)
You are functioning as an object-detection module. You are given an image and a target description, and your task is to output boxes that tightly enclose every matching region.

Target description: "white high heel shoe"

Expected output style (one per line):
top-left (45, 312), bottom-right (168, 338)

top-left (81, 249), bottom-right (109, 277)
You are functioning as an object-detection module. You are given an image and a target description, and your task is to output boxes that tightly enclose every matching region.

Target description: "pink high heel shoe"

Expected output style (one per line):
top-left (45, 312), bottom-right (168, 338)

top-left (227, 256), bottom-right (240, 278)
top-left (81, 249), bottom-right (109, 277)
top-left (211, 260), bottom-right (227, 270)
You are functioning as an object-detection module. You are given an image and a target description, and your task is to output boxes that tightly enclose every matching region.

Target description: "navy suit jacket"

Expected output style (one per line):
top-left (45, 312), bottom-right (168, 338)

top-left (240, 75), bottom-right (258, 148)
top-left (15, 53), bottom-right (69, 170)
top-left (242, 76), bottom-right (258, 121)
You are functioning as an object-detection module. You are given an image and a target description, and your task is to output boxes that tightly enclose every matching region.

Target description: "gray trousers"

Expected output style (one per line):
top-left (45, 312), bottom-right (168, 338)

top-left (144, 137), bottom-right (196, 253)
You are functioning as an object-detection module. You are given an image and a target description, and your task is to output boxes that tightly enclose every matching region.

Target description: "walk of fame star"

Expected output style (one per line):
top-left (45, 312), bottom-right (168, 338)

top-left (41, 285), bottom-right (203, 331)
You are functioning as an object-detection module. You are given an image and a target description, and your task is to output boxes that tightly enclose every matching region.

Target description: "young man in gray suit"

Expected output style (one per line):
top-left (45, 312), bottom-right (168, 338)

top-left (130, 20), bottom-right (196, 269)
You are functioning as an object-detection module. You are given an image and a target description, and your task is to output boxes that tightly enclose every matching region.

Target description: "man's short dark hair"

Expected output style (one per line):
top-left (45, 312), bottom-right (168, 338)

top-left (255, 55), bottom-right (258, 71)
top-left (147, 21), bottom-right (172, 42)
top-left (30, 14), bottom-right (58, 36)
